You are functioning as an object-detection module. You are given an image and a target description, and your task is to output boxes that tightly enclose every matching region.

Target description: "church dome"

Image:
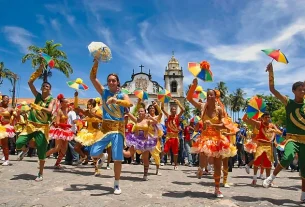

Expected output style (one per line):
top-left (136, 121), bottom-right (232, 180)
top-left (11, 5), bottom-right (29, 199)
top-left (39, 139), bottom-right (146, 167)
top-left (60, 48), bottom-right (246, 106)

top-left (168, 55), bottom-right (179, 64)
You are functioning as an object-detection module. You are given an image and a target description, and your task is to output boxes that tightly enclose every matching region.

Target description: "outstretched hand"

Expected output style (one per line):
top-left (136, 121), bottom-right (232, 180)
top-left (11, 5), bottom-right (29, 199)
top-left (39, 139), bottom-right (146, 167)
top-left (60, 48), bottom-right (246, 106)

top-left (193, 78), bottom-right (198, 85)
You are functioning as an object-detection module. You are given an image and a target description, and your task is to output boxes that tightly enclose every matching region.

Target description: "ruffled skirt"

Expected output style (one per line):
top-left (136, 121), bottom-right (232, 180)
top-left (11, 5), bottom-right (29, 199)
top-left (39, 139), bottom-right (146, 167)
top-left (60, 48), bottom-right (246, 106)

top-left (191, 129), bottom-right (231, 158)
top-left (0, 125), bottom-right (15, 139)
top-left (49, 126), bottom-right (74, 141)
top-left (74, 129), bottom-right (103, 146)
top-left (125, 132), bottom-right (157, 151)
top-left (244, 141), bottom-right (257, 153)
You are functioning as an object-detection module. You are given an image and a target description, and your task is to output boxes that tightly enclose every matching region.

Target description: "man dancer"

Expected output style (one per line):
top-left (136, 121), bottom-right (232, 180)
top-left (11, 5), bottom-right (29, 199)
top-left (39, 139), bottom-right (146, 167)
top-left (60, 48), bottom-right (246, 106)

top-left (16, 64), bottom-right (55, 181)
top-left (263, 63), bottom-right (305, 202)
top-left (161, 99), bottom-right (185, 170)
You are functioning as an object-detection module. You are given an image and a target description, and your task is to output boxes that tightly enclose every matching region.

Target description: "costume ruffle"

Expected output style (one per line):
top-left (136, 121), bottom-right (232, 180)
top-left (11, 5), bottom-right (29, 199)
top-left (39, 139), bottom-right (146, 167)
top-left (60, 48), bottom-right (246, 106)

top-left (74, 129), bottom-right (103, 146)
top-left (0, 125), bottom-right (15, 139)
top-left (244, 141), bottom-right (257, 153)
top-left (191, 126), bottom-right (231, 158)
top-left (125, 131), bottom-right (157, 151)
top-left (49, 126), bottom-right (74, 141)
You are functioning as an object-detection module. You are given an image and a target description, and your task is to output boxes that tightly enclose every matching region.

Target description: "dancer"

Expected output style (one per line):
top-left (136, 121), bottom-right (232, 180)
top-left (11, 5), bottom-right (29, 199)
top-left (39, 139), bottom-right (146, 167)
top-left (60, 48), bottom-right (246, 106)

top-left (187, 78), bottom-right (230, 198)
top-left (0, 95), bottom-right (16, 166)
top-left (125, 106), bottom-right (158, 180)
top-left (243, 112), bottom-right (281, 186)
top-left (89, 57), bottom-right (132, 195)
top-left (148, 101), bottom-right (163, 175)
top-left (161, 99), bottom-right (185, 170)
top-left (46, 94), bottom-right (74, 168)
top-left (263, 63), bottom-right (305, 202)
top-left (74, 98), bottom-right (104, 175)
top-left (16, 64), bottom-right (55, 181)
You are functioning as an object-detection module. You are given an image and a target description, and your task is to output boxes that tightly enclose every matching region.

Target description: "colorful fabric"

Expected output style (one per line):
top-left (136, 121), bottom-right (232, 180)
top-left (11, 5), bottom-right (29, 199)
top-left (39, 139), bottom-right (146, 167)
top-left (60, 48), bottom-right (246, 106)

top-left (125, 131), bottom-right (157, 151)
top-left (49, 125), bottom-right (74, 141)
top-left (102, 89), bottom-right (125, 121)
top-left (28, 93), bottom-right (53, 124)
top-left (0, 124), bottom-right (15, 139)
top-left (244, 141), bottom-right (257, 153)
top-left (253, 152), bottom-right (272, 168)
top-left (253, 142), bottom-right (273, 168)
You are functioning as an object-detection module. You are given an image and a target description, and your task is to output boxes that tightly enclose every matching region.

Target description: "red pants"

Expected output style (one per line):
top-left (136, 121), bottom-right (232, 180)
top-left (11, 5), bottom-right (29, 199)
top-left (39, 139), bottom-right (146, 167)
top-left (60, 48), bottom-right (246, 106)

top-left (253, 152), bottom-right (272, 168)
top-left (164, 138), bottom-right (179, 155)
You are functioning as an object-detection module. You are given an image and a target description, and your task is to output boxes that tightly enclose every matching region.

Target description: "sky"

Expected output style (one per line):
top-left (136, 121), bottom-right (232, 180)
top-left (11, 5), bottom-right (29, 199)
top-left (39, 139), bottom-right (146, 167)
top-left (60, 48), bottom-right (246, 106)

top-left (0, 0), bottom-right (305, 100)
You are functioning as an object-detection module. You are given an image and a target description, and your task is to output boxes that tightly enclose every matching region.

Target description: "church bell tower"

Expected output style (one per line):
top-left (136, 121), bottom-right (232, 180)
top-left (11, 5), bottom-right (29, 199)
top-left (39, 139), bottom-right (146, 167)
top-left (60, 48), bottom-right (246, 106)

top-left (164, 51), bottom-right (184, 109)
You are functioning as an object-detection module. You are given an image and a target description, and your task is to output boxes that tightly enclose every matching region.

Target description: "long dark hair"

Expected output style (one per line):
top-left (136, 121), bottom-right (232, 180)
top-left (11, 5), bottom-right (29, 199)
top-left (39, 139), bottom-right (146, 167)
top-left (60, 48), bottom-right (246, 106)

top-left (147, 104), bottom-right (159, 116)
top-left (107, 73), bottom-right (120, 87)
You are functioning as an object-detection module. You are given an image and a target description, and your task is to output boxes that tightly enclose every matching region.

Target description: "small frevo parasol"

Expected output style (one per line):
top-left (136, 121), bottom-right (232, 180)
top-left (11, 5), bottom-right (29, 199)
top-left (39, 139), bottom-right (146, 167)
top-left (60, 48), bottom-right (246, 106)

top-left (188, 61), bottom-right (213, 82)
top-left (246, 96), bottom-right (267, 119)
top-left (134, 88), bottom-right (149, 100)
top-left (158, 89), bottom-right (172, 103)
top-left (261, 49), bottom-right (289, 64)
top-left (67, 78), bottom-right (89, 91)
top-left (88, 42), bottom-right (112, 62)
top-left (40, 53), bottom-right (55, 68)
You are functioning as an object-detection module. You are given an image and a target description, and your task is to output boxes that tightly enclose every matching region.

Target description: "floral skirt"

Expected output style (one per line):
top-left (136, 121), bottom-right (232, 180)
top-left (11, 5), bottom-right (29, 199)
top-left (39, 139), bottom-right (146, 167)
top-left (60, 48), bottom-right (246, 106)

top-left (0, 125), bottom-right (15, 139)
top-left (74, 129), bottom-right (103, 146)
top-left (244, 141), bottom-right (257, 153)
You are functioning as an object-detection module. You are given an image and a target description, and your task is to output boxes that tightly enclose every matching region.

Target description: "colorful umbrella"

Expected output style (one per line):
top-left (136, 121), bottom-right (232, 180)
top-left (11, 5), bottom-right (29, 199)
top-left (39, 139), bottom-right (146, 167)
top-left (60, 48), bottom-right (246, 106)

top-left (121, 88), bottom-right (131, 94)
top-left (158, 89), bottom-right (172, 103)
top-left (190, 116), bottom-right (201, 124)
top-left (246, 96), bottom-right (267, 119)
top-left (67, 78), bottom-right (89, 91)
top-left (188, 61), bottom-right (213, 82)
top-left (275, 135), bottom-right (286, 151)
top-left (16, 101), bottom-right (30, 112)
top-left (134, 89), bottom-right (149, 100)
top-left (193, 91), bottom-right (207, 100)
top-left (261, 49), bottom-right (289, 64)
top-left (88, 42), bottom-right (112, 62)
top-left (40, 53), bottom-right (55, 68)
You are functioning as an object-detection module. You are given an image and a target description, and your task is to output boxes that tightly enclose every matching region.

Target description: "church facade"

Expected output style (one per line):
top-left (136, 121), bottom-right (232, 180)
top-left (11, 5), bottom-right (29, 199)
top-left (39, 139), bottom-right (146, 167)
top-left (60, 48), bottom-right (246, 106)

top-left (121, 53), bottom-right (185, 122)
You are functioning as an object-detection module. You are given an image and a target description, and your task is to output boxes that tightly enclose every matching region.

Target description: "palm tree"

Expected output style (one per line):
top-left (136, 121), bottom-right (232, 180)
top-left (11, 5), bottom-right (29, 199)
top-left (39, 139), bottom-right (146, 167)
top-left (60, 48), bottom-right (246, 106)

top-left (22, 40), bottom-right (73, 82)
top-left (232, 88), bottom-right (246, 119)
top-left (0, 62), bottom-right (15, 86)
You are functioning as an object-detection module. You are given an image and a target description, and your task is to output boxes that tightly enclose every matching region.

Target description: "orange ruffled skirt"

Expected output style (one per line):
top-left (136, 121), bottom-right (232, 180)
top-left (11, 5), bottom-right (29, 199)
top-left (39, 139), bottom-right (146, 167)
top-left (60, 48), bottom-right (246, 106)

top-left (244, 141), bottom-right (257, 153)
top-left (191, 126), bottom-right (232, 158)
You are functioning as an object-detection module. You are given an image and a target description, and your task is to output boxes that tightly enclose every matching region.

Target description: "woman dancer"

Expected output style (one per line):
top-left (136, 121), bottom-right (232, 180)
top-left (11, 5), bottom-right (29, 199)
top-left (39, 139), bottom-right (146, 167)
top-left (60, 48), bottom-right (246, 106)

top-left (187, 78), bottom-right (230, 198)
top-left (74, 98), bottom-right (104, 175)
top-left (46, 94), bottom-right (74, 168)
top-left (89, 55), bottom-right (132, 195)
top-left (147, 101), bottom-right (163, 175)
top-left (0, 95), bottom-right (16, 166)
top-left (125, 106), bottom-right (158, 180)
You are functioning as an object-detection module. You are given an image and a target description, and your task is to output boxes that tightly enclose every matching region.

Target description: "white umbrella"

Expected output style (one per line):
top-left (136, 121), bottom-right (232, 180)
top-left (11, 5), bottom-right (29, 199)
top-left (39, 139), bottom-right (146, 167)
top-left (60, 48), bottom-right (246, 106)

top-left (88, 41), bottom-right (112, 62)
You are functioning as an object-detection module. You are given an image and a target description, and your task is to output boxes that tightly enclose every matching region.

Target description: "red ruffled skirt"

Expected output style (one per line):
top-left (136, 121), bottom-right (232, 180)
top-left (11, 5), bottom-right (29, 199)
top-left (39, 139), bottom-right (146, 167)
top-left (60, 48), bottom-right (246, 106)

top-left (49, 124), bottom-right (74, 141)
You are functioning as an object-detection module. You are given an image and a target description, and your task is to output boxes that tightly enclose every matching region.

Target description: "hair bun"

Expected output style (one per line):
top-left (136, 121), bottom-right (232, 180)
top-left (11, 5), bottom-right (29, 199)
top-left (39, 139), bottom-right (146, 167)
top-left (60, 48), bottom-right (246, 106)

top-left (57, 94), bottom-right (64, 100)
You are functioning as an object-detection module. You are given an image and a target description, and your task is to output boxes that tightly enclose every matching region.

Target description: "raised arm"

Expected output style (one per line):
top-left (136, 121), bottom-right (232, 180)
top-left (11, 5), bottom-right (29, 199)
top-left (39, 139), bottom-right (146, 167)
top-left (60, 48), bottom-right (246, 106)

top-left (174, 99), bottom-right (185, 117)
top-left (266, 63), bottom-right (288, 105)
top-left (90, 59), bottom-right (104, 95)
top-left (127, 112), bottom-right (137, 123)
top-left (242, 114), bottom-right (260, 129)
top-left (186, 78), bottom-right (201, 110)
top-left (153, 101), bottom-right (163, 122)
top-left (74, 91), bottom-right (79, 108)
top-left (28, 64), bottom-right (44, 97)
top-left (161, 102), bottom-right (169, 118)
top-left (131, 98), bottom-right (142, 116)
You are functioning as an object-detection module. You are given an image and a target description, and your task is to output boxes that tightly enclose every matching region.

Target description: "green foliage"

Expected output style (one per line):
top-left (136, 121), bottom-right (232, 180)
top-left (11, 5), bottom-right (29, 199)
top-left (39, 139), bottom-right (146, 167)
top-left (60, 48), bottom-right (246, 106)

top-left (257, 94), bottom-right (284, 115)
top-left (272, 106), bottom-right (286, 126)
top-left (22, 40), bottom-right (73, 82)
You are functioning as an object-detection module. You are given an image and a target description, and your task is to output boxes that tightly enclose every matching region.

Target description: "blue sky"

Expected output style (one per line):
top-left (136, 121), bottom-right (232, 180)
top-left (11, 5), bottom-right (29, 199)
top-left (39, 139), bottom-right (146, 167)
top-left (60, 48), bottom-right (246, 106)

top-left (0, 0), bottom-right (305, 100)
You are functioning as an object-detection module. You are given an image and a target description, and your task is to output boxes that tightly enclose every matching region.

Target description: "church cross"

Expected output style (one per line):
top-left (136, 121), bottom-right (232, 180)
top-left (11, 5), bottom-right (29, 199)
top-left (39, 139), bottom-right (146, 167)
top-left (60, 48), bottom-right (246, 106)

top-left (139, 64), bottom-right (144, 72)
top-left (172, 51), bottom-right (174, 56)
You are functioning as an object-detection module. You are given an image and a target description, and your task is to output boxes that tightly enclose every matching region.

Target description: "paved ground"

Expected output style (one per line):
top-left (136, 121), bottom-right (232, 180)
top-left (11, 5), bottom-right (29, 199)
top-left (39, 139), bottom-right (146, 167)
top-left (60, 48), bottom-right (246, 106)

top-left (0, 155), bottom-right (303, 207)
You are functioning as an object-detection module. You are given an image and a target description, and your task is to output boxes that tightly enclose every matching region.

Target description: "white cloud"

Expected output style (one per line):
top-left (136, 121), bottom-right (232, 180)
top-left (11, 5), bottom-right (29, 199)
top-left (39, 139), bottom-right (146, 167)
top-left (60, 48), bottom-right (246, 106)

top-left (50, 19), bottom-right (61, 32)
top-left (82, 0), bottom-right (122, 21)
top-left (2, 26), bottom-right (34, 53)
top-left (36, 15), bottom-right (46, 26)
top-left (96, 28), bottom-right (113, 47)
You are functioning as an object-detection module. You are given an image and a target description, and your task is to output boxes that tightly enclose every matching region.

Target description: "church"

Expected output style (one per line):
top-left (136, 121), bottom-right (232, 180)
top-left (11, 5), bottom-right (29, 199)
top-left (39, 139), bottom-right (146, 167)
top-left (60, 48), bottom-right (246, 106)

top-left (122, 53), bottom-right (185, 122)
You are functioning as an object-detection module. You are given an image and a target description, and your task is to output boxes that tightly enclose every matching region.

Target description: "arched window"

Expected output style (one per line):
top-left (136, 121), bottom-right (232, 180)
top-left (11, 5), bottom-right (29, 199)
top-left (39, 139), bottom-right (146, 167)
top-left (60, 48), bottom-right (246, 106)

top-left (171, 81), bottom-right (177, 93)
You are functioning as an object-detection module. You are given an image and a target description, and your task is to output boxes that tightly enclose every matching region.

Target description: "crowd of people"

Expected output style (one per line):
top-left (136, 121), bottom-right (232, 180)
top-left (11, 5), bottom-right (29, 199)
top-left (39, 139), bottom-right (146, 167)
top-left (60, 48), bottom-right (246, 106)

top-left (0, 55), bottom-right (303, 202)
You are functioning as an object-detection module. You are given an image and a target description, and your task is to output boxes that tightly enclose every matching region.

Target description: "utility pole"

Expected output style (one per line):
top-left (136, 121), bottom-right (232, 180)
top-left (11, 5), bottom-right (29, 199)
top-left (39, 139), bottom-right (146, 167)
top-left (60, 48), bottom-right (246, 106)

top-left (9, 73), bottom-right (18, 108)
